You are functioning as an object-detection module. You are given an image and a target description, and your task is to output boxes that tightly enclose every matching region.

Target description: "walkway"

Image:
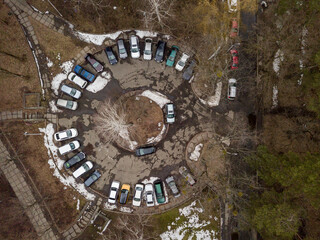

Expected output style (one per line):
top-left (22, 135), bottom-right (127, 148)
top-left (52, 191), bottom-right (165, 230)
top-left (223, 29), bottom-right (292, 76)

top-left (0, 138), bottom-right (58, 240)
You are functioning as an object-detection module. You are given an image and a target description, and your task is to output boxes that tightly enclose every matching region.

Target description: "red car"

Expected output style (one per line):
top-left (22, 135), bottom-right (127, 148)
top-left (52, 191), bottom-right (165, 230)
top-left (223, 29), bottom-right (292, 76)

top-left (230, 49), bottom-right (239, 70)
top-left (230, 18), bottom-right (238, 38)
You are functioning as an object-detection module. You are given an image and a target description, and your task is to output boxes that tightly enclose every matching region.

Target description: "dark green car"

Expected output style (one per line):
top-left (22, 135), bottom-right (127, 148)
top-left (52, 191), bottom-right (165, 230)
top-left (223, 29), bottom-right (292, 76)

top-left (166, 46), bottom-right (179, 67)
top-left (154, 180), bottom-right (166, 204)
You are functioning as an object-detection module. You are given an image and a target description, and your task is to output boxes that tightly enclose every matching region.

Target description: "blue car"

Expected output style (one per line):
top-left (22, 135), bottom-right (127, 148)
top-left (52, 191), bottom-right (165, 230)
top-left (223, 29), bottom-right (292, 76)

top-left (74, 65), bottom-right (95, 82)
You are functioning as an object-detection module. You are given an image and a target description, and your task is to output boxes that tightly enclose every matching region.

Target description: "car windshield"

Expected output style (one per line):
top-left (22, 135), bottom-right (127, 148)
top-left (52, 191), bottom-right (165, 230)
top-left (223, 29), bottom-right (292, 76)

top-left (167, 114), bottom-right (174, 118)
top-left (120, 48), bottom-right (126, 54)
top-left (91, 175), bottom-right (98, 180)
top-left (66, 101), bottom-right (73, 109)
top-left (144, 50), bottom-right (151, 55)
top-left (66, 130), bottom-right (72, 137)
top-left (73, 156), bottom-right (80, 161)
top-left (70, 143), bottom-right (75, 149)
top-left (93, 62), bottom-right (99, 68)
top-left (111, 187), bottom-right (117, 191)
top-left (178, 61), bottom-right (185, 67)
top-left (158, 51), bottom-right (163, 57)
top-left (83, 163), bottom-right (90, 171)
top-left (108, 53), bottom-right (115, 60)
top-left (134, 197), bottom-right (140, 202)
top-left (169, 56), bottom-right (174, 61)
top-left (132, 48), bottom-right (138, 53)
top-left (70, 89), bottom-right (77, 96)
top-left (71, 75), bottom-right (76, 80)
top-left (136, 187), bottom-right (142, 191)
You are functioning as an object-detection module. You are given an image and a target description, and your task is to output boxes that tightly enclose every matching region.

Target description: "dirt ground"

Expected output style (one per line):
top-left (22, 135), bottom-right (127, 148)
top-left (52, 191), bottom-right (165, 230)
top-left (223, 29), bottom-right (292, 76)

top-left (0, 121), bottom-right (84, 230)
top-left (0, 174), bottom-right (37, 240)
top-left (124, 95), bottom-right (163, 146)
top-left (0, 3), bottom-right (41, 112)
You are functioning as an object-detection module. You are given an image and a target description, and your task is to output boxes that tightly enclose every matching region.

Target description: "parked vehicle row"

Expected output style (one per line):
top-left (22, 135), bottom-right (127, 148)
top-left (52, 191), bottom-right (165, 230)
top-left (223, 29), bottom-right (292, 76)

top-left (54, 128), bottom-right (101, 187)
top-left (107, 175), bottom-right (182, 207)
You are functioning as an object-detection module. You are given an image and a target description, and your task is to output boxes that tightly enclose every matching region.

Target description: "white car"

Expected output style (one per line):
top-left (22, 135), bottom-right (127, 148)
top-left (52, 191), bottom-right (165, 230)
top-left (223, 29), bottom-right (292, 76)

top-left (228, 0), bottom-right (238, 12)
top-left (145, 183), bottom-right (155, 207)
top-left (130, 35), bottom-right (140, 58)
top-left (58, 140), bottom-right (80, 155)
top-left (61, 84), bottom-right (82, 99)
top-left (54, 128), bottom-right (78, 142)
top-left (143, 38), bottom-right (152, 60)
top-left (175, 53), bottom-right (190, 71)
top-left (165, 103), bottom-right (175, 124)
top-left (56, 99), bottom-right (78, 111)
top-left (68, 72), bottom-right (88, 89)
top-left (228, 78), bottom-right (237, 100)
top-left (132, 184), bottom-right (144, 207)
top-left (108, 180), bottom-right (120, 204)
top-left (72, 161), bottom-right (93, 178)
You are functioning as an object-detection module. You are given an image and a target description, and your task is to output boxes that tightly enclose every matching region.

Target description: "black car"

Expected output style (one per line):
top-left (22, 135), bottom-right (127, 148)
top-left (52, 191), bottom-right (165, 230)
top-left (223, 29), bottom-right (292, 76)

top-left (64, 152), bottom-right (86, 169)
top-left (154, 40), bottom-right (166, 63)
top-left (135, 146), bottom-right (156, 156)
top-left (182, 60), bottom-right (196, 81)
top-left (105, 47), bottom-right (118, 65)
top-left (85, 54), bottom-right (104, 72)
top-left (84, 170), bottom-right (101, 187)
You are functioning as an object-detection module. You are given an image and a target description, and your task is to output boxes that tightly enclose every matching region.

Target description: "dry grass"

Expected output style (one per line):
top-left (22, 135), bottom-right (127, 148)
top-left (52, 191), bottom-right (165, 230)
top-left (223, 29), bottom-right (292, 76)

top-left (0, 3), bottom-right (41, 111)
top-left (124, 96), bottom-right (164, 145)
top-left (28, 17), bottom-right (85, 75)
top-left (0, 121), bottom-right (84, 229)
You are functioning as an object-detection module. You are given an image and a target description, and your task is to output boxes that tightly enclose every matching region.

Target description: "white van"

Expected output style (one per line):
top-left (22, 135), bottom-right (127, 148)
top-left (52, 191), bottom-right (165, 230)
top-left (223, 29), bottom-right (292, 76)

top-left (73, 161), bottom-right (93, 178)
top-left (58, 140), bottom-right (80, 155)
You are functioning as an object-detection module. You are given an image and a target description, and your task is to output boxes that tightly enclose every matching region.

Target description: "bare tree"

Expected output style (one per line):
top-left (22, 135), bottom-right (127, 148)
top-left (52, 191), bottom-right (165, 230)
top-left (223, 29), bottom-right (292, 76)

top-left (140, 0), bottom-right (175, 30)
top-left (93, 100), bottom-right (131, 144)
top-left (104, 214), bottom-right (154, 240)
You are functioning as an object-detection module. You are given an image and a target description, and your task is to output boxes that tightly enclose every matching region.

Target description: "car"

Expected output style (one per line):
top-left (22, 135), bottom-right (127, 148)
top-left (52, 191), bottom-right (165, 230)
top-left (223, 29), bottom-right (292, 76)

top-left (58, 140), bottom-right (80, 155)
top-left (135, 146), bottom-right (156, 156)
top-left (230, 18), bottom-right (238, 38)
top-left (154, 40), bottom-right (166, 63)
top-left (228, 0), bottom-right (238, 12)
top-left (166, 45), bottom-right (179, 67)
top-left (182, 60), bottom-right (196, 81)
top-left (130, 35), bottom-right (140, 58)
top-left (154, 180), bottom-right (166, 204)
top-left (108, 180), bottom-right (120, 204)
top-left (105, 47), bottom-right (118, 65)
top-left (84, 170), bottom-right (101, 187)
top-left (166, 176), bottom-right (180, 198)
top-left (179, 166), bottom-right (196, 186)
top-left (132, 184), bottom-right (144, 207)
top-left (61, 84), bottom-right (82, 99)
top-left (117, 39), bottom-right (128, 59)
top-left (56, 99), bottom-right (78, 110)
top-left (230, 49), bottom-right (239, 70)
top-left (64, 152), bottom-right (86, 169)
top-left (73, 65), bottom-right (95, 83)
top-left (165, 103), bottom-right (175, 124)
top-left (54, 128), bottom-right (78, 142)
top-left (72, 161), bottom-right (93, 178)
top-left (143, 38), bottom-right (153, 60)
top-left (145, 183), bottom-right (155, 207)
top-left (68, 72), bottom-right (88, 88)
top-left (85, 54), bottom-right (104, 73)
top-left (175, 53), bottom-right (190, 71)
top-left (119, 184), bottom-right (130, 204)
top-left (228, 78), bottom-right (237, 100)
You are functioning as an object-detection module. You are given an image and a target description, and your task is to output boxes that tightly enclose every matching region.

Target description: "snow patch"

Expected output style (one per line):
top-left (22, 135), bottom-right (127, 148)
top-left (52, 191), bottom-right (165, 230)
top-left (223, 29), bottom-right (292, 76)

top-left (142, 177), bottom-right (159, 185)
top-left (140, 90), bottom-right (170, 108)
top-left (46, 57), bottom-right (53, 68)
top-left (119, 207), bottom-right (133, 213)
top-left (189, 143), bottom-right (203, 161)
top-left (86, 71), bottom-right (111, 93)
top-left (146, 124), bottom-right (166, 144)
top-left (273, 49), bottom-right (284, 75)
top-left (51, 60), bottom-right (74, 95)
top-left (135, 30), bottom-right (158, 39)
top-left (76, 199), bottom-right (80, 210)
top-left (39, 124), bottom-right (95, 201)
top-left (49, 100), bottom-right (62, 113)
top-left (104, 202), bottom-right (117, 210)
top-left (207, 82), bottom-right (222, 107)
top-left (73, 31), bottom-right (123, 45)
top-left (272, 85), bottom-right (278, 109)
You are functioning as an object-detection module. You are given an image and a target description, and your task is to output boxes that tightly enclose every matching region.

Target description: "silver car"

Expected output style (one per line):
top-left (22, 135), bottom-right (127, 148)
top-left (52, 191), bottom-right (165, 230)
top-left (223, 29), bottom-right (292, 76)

top-left (56, 99), bottom-right (78, 110)
top-left (117, 39), bottom-right (128, 59)
top-left (130, 35), bottom-right (140, 58)
top-left (143, 38), bottom-right (152, 60)
top-left (61, 84), bottom-right (82, 99)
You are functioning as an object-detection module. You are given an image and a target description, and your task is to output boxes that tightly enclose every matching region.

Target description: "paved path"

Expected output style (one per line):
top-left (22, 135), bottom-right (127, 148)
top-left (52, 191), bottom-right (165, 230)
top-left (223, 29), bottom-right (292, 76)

top-left (0, 139), bottom-right (58, 240)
